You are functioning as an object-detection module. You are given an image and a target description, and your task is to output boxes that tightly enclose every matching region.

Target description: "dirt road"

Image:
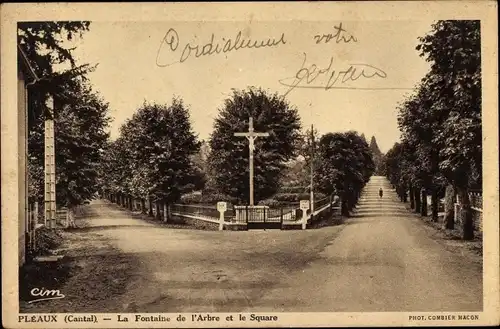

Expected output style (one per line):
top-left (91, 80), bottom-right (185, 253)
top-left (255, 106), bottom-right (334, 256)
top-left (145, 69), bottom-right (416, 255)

top-left (21, 176), bottom-right (482, 313)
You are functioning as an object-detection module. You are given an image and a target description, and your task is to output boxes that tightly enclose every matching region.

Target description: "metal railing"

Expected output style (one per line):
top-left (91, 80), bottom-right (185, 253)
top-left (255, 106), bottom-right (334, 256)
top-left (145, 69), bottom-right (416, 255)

top-left (171, 203), bottom-right (234, 221)
top-left (313, 196), bottom-right (331, 211)
top-left (454, 190), bottom-right (483, 232)
top-left (469, 191), bottom-right (482, 211)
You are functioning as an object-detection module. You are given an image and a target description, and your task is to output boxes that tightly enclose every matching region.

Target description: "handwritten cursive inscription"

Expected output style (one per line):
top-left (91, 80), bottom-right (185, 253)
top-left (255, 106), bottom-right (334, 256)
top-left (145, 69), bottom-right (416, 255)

top-left (313, 22), bottom-right (357, 44)
top-left (156, 28), bottom-right (287, 67)
top-left (279, 53), bottom-right (388, 96)
top-left (28, 287), bottom-right (65, 303)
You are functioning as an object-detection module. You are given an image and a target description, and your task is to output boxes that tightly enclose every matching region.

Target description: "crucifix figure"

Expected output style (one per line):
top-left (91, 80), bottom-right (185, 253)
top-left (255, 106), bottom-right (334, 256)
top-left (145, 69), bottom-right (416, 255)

top-left (234, 117), bottom-right (269, 206)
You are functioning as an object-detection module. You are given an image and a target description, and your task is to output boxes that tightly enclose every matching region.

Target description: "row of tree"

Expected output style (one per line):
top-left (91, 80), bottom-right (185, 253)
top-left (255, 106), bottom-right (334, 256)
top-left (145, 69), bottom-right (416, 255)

top-left (316, 132), bottom-right (375, 216)
top-left (384, 20), bottom-right (481, 240)
top-left (99, 99), bottom-right (204, 220)
top-left (21, 22), bottom-right (376, 219)
top-left (101, 87), bottom-right (375, 218)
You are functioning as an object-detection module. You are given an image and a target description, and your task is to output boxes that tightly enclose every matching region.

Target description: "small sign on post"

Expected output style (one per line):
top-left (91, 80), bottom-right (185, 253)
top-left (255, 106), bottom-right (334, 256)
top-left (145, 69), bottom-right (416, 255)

top-left (300, 200), bottom-right (310, 230)
top-left (217, 202), bottom-right (227, 231)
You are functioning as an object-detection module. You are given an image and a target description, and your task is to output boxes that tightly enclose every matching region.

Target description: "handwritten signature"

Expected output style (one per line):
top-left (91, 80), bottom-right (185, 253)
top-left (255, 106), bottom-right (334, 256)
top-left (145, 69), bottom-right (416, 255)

top-left (156, 28), bottom-right (287, 67)
top-left (313, 22), bottom-right (358, 44)
top-left (28, 287), bottom-right (65, 303)
top-left (278, 53), bottom-right (387, 96)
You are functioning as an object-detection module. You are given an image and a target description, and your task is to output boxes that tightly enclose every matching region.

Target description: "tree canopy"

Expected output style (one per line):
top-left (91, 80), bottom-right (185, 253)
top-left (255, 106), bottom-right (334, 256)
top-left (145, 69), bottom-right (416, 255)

top-left (207, 87), bottom-right (302, 204)
top-left (369, 136), bottom-right (385, 175)
top-left (21, 21), bottom-right (111, 208)
top-left (316, 131), bottom-right (374, 216)
top-left (386, 20), bottom-right (481, 239)
top-left (100, 99), bottom-right (202, 209)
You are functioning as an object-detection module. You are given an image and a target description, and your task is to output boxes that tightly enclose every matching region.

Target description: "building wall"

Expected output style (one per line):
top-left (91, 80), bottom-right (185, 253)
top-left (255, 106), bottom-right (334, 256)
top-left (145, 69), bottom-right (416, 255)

top-left (17, 68), bottom-right (27, 266)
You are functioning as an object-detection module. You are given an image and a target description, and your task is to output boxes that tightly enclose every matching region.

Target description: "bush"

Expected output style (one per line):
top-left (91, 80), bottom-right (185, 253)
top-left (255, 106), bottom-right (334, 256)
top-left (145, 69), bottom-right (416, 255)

top-left (28, 227), bottom-right (63, 258)
top-left (258, 198), bottom-right (282, 207)
top-left (314, 192), bottom-right (327, 201)
top-left (180, 191), bottom-right (238, 205)
top-left (278, 186), bottom-right (306, 194)
top-left (180, 193), bottom-right (203, 204)
top-left (272, 192), bottom-right (327, 203)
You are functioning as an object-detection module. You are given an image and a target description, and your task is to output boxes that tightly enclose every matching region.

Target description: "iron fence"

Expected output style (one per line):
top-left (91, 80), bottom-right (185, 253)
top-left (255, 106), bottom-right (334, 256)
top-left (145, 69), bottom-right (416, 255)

top-left (313, 196), bottom-right (331, 211)
top-left (228, 205), bottom-right (299, 224)
top-left (469, 191), bottom-right (482, 210)
top-left (171, 203), bottom-right (234, 221)
top-left (454, 190), bottom-right (483, 232)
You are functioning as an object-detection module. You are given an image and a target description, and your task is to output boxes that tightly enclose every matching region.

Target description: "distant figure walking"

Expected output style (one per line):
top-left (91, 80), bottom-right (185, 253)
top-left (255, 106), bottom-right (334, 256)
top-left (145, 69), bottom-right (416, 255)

top-left (379, 188), bottom-right (383, 198)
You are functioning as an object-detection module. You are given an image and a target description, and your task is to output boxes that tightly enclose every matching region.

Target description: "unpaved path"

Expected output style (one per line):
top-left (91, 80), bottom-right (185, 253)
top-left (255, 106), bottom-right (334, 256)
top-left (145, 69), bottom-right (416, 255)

top-left (21, 177), bottom-right (482, 313)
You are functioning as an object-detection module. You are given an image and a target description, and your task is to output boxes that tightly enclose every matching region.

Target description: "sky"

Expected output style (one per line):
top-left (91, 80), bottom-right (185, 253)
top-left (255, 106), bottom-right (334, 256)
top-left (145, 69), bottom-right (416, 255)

top-left (69, 20), bottom-right (434, 153)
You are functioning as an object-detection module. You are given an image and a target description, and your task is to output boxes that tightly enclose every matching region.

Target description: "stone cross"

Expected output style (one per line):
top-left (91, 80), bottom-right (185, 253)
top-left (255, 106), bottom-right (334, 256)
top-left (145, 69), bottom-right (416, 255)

top-left (234, 117), bottom-right (269, 206)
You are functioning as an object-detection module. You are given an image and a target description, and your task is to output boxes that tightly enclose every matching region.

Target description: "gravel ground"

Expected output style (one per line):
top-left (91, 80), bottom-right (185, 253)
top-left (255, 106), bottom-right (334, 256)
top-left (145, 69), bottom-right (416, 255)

top-left (20, 179), bottom-right (482, 313)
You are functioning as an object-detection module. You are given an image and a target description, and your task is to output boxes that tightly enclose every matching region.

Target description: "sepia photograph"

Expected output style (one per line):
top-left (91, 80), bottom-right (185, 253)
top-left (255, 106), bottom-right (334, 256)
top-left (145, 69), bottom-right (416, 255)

top-left (2, 2), bottom-right (498, 328)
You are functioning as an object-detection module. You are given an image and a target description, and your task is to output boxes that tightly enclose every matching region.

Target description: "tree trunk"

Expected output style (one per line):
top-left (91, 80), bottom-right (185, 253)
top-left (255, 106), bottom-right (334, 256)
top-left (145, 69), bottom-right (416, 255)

top-left (414, 188), bottom-right (421, 214)
top-left (67, 205), bottom-right (76, 228)
top-left (409, 183), bottom-right (415, 209)
top-left (402, 187), bottom-right (408, 203)
top-left (431, 188), bottom-right (439, 222)
top-left (148, 197), bottom-right (154, 216)
top-left (341, 197), bottom-right (349, 217)
top-left (421, 189), bottom-right (428, 216)
top-left (457, 187), bottom-right (474, 240)
top-left (348, 192), bottom-right (355, 211)
top-left (444, 184), bottom-right (455, 229)
top-left (163, 202), bottom-right (169, 222)
top-left (155, 201), bottom-right (162, 220)
top-left (141, 199), bottom-right (146, 214)
top-left (129, 196), bottom-right (133, 211)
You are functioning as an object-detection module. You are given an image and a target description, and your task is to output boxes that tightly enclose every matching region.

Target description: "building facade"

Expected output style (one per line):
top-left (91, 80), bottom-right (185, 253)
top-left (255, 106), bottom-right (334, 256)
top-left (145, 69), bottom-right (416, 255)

top-left (17, 44), bottom-right (37, 266)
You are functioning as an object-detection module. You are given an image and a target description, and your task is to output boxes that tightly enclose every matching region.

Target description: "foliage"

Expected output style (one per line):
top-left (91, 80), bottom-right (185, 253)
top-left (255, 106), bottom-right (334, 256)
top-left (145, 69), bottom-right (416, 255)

top-left (294, 127), bottom-right (322, 189)
top-left (257, 198), bottom-right (282, 207)
top-left (179, 192), bottom-right (238, 205)
top-left (388, 20), bottom-right (481, 239)
top-left (207, 87), bottom-right (302, 204)
top-left (416, 20), bottom-right (481, 188)
top-left (315, 131), bottom-right (375, 215)
top-left (20, 22), bottom-right (111, 208)
top-left (369, 136), bottom-right (385, 175)
top-left (19, 22), bottom-right (95, 123)
top-left (101, 98), bottom-right (202, 205)
top-left (279, 159), bottom-right (307, 188)
top-left (27, 227), bottom-right (63, 258)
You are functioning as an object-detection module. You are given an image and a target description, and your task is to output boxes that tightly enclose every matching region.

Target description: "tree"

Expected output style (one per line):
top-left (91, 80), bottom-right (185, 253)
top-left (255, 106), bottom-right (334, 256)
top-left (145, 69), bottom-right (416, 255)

top-left (208, 87), bottom-right (302, 204)
top-left (369, 136), bottom-right (385, 175)
top-left (282, 127), bottom-right (322, 189)
top-left (316, 131), bottom-right (374, 216)
top-left (417, 20), bottom-right (481, 239)
top-left (392, 20), bottom-right (481, 239)
top-left (21, 22), bottom-right (111, 215)
top-left (19, 22), bottom-right (95, 127)
top-left (101, 98), bottom-right (201, 220)
top-left (397, 81), bottom-right (448, 220)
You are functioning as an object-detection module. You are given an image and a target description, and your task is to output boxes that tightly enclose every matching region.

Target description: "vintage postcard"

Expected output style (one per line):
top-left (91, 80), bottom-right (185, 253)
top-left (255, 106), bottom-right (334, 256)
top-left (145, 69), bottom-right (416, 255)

top-left (1, 1), bottom-right (499, 328)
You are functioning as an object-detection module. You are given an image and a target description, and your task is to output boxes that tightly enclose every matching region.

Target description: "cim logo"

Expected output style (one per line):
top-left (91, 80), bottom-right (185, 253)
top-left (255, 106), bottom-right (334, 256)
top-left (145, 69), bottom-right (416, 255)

top-left (28, 287), bottom-right (65, 303)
